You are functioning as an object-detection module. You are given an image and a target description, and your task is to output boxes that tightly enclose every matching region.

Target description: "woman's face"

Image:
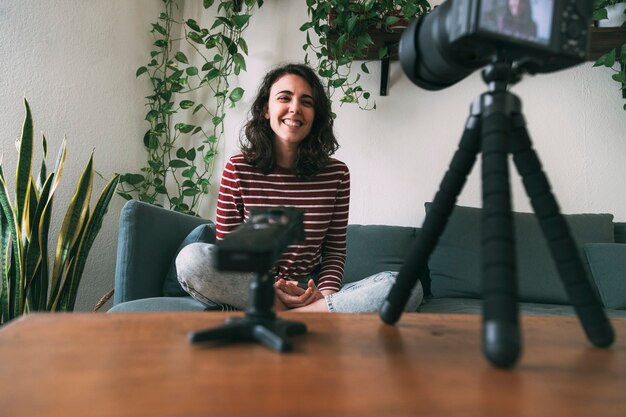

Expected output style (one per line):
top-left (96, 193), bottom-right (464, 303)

top-left (509, 0), bottom-right (521, 16)
top-left (264, 74), bottom-right (315, 151)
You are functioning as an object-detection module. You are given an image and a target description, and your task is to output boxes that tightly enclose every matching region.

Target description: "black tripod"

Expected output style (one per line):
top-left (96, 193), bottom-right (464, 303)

top-left (380, 60), bottom-right (615, 368)
top-left (188, 271), bottom-right (307, 352)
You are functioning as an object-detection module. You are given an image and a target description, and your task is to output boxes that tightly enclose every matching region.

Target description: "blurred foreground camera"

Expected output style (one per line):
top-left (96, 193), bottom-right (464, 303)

top-left (217, 207), bottom-right (305, 273)
top-left (400, 0), bottom-right (593, 90)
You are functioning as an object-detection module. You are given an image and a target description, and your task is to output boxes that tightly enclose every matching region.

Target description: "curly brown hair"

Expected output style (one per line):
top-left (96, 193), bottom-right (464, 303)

top-left (240, 63), bottom-right (339, 179)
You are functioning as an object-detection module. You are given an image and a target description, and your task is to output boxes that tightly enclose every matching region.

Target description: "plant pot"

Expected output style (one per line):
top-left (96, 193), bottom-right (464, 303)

top-left (597, 3), bottom-right (626, 27)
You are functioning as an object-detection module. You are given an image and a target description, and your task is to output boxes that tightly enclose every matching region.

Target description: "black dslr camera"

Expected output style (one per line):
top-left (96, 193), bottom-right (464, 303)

top-left (216, 207), bottom-right (305, 273)
top-left (401, 0), bottom-right (593, 90)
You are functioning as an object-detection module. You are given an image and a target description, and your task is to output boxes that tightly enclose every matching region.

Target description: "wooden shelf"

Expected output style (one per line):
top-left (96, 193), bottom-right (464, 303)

top-left (588, 27), bottom-right (626, 60)
top-left (324, 26), bottom-right (626, 96)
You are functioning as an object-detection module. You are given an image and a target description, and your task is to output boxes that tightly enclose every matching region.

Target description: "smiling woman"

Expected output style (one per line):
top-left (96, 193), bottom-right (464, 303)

top-left (174, 63), bottom-right (423, 314)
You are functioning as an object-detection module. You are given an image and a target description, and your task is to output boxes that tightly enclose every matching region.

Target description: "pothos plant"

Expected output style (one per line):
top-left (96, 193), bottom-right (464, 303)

top-left (0, 99), bottom-right (120, 325)
top-left (300, 0), bottom-right (431, 111)
top-left (593, 0), bottom-right (626, 110)
top-left (118, 0), bottom-right (263, 216)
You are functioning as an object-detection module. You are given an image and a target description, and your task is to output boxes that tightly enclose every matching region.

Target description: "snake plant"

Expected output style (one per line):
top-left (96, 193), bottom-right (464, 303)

top-left (0, 98), bottom-right (120, 324)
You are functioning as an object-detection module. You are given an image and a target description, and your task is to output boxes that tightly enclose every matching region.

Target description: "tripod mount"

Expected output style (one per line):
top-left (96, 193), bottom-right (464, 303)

top-left (380, 58), bottom-right (615, 368)
top-left (188, 207), bottom-right (308, 352)
top-left (188, 271), bottom-right (307, 352)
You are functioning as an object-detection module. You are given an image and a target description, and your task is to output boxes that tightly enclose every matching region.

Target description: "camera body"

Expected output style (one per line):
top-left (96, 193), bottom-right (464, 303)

top-left (216, 207), bottom-right (305, 273)
top-left (401, 0), bottom-right (593, 90)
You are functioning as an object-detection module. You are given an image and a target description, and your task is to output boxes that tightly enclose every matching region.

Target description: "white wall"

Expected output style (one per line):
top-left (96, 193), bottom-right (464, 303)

top-left (216, 0), bottom-right (626, 227)
top-left (0, 0), bottom-right (161, 311)
top-left (1, 0), bottom-right (625, 311)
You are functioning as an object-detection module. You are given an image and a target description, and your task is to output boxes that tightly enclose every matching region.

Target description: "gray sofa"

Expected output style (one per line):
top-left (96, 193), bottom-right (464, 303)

top-left (109, 200), bottom-right (626, 318)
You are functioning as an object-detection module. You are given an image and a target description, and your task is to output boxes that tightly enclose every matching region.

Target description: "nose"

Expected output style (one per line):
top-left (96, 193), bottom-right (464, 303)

top-left (289, 99), bottom-right (301, 114)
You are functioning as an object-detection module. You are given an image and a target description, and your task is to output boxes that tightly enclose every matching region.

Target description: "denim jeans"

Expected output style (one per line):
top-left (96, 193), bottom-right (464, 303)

top-left (176, 242), bottom-right (423, 313)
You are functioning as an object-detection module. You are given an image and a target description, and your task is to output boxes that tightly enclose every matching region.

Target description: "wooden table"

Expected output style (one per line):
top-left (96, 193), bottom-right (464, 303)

top-left (1, 312), bottom-right (625, 417)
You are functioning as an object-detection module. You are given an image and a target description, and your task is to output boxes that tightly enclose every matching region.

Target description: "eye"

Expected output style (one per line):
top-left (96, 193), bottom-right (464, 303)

top-left (277, 95), bottom-right (290, 102)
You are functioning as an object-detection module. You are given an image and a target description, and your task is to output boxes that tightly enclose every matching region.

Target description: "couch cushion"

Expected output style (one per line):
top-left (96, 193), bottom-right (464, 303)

top-left (418, 297), bottom-right (626, 317)
top-left (614, 222), bottom-right (626, 244)
top-left (428, 205), bottom-right (614, 304)
top-left (162, 223), bottom-right (216, 297)
top-left (108, 296), bottom-right (207, 312)
top-left (584, 243), bottom-right (626, 309)
top-left (344, 224), bottom-right (422, 287)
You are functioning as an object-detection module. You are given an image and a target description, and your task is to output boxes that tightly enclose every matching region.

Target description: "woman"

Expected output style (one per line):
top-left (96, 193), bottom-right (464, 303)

top-left (498, 0), bottom-right (537, 39)
top-left (176, 63), bottom-right (423, 313)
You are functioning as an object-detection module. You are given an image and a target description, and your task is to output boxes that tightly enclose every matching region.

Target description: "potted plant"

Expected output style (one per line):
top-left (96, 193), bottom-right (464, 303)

top-left (0, 99), bottom-right (120, 325)
top-left (301, 0), bottom-right (431, 111)
top-left (592, 0), bottom-right (626, 110)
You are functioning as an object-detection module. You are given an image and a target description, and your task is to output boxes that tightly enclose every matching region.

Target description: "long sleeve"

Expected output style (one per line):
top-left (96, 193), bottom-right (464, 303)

top-left (317, 166), bottom-right (350, 292)
top-left (215, 158), bottom-right (245, 240)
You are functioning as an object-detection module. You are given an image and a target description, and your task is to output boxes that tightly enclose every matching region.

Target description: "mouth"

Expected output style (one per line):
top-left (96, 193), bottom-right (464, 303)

top-left (282, 118), bottom-right (303, 127)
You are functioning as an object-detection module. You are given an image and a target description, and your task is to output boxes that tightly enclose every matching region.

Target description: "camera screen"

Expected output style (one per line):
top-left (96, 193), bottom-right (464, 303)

top-left (478, 0), bottom-right (554, 46)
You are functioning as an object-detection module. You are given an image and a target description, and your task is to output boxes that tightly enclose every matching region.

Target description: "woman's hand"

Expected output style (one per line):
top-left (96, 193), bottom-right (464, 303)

top-left (274, 278), bottom-right (324, 309)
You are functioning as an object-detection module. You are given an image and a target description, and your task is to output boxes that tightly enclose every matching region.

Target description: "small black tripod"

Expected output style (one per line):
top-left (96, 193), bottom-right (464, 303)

top-left (188, 271), bottom-right (307, 352)
top-left (380, 59), bottom-right (615, 368)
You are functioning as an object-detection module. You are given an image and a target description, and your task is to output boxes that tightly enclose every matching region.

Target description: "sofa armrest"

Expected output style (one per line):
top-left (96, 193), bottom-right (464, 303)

top-left (114, 200), bottom-right (207, 304)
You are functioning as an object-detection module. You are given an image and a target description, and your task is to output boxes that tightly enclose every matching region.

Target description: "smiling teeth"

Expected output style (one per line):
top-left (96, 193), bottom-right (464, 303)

top-left (283, 119), bottom-right (302, 127)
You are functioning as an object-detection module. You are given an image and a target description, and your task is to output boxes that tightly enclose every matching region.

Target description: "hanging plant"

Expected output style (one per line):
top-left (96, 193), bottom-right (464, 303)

top-left (119, 0), bottom-right (263, 216)
top-left (301, 0), bottom-right (430, 111)
top-left (592, 0), bottom-right (626, 110)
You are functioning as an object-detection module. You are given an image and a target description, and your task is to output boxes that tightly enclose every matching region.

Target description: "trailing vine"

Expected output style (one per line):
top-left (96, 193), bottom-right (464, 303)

top-left (119, 0), bottom-right (263, 215)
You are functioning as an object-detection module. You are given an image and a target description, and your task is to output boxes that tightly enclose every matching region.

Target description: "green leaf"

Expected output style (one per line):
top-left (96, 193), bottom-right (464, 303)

top-left (122, 174), bottom-right (145, 185)
top-left (48, 153), bottom-right (93, 310)
top-left (183, 188), bottom-right (200, 197)
top-left (145, 110), bottom-right (159, 122)
top-left (229, 87), bottom-right (245, 103)
top-left (186, 19), bottom-right (201, 32)
top-left (151, 23), bottom-right (167, 36)
top-left (233, 53), bottom-right (247, 72)
top-left (331, 78), bottom-right (347, 88)
top-left (212, 115), bottom-right (224, 126)
top-left (175, 123), bottom-right (195, 133)
top-left (182, 167), bottom-right (197, 178)
top-left (188, 32), bottom-right (204, 44)
top-left (59, 174), bottom-right (120, 311)
top-left (232, 14), bottom-right (251, 29)
top-left (186, 148), bottom-right (197, 161)
top-left (238, 37), bottom-right (249, 55)
top-left (594, 49), bottom-right (616, 67)
top-left (169, 160), bottom-right (190, 168)
top-left (593, 8), bottom-right (608, 21)
top-left (361, 62), bottom-right (370, 74)
top-left (176, 147), bottom-right (187, 159)
top-left (0, 175), bottom-right (23, 321)
top-left (203, 0), bottom-right (215, 9)
top-left (175, 51), bottom-right (189, 64)
top-left (180, 100), bottom-right (195, 109)
top-left (16, 98), bottom-right (34, 231)
top-left (186, 66), bottom-right (199, 76)
top-left (136, 66), bottom-right (148, 77)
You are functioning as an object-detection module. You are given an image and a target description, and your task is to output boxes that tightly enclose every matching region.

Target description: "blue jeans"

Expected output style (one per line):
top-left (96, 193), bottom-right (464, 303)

top-left (176, 242), bottom-right (423, 313)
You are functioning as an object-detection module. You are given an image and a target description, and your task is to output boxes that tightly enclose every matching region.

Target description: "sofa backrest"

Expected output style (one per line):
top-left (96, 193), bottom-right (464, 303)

top-left (343, 224), bottom-right (429, 293)
top-left (345, 218), bottom-right (626, 303)
top-left (614, 222), bottom-right (626, 243)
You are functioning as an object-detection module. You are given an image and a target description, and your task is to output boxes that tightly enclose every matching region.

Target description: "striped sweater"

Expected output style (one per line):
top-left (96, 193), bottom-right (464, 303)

top-left (215, 154), bottom-right (350, 292)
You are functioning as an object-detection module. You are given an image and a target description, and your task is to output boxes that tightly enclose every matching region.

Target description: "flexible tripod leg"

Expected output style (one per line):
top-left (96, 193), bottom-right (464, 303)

top-left (380, 111), bottom-right (482, 324)
top-left (480, 100), bottom-right (521, 368)
top-left (509, 116), bottom-right (615, 348)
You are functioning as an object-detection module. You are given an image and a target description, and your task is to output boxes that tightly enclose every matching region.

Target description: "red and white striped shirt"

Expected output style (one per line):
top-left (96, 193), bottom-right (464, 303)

top-left (216, 154), bottom-right (350, 292)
